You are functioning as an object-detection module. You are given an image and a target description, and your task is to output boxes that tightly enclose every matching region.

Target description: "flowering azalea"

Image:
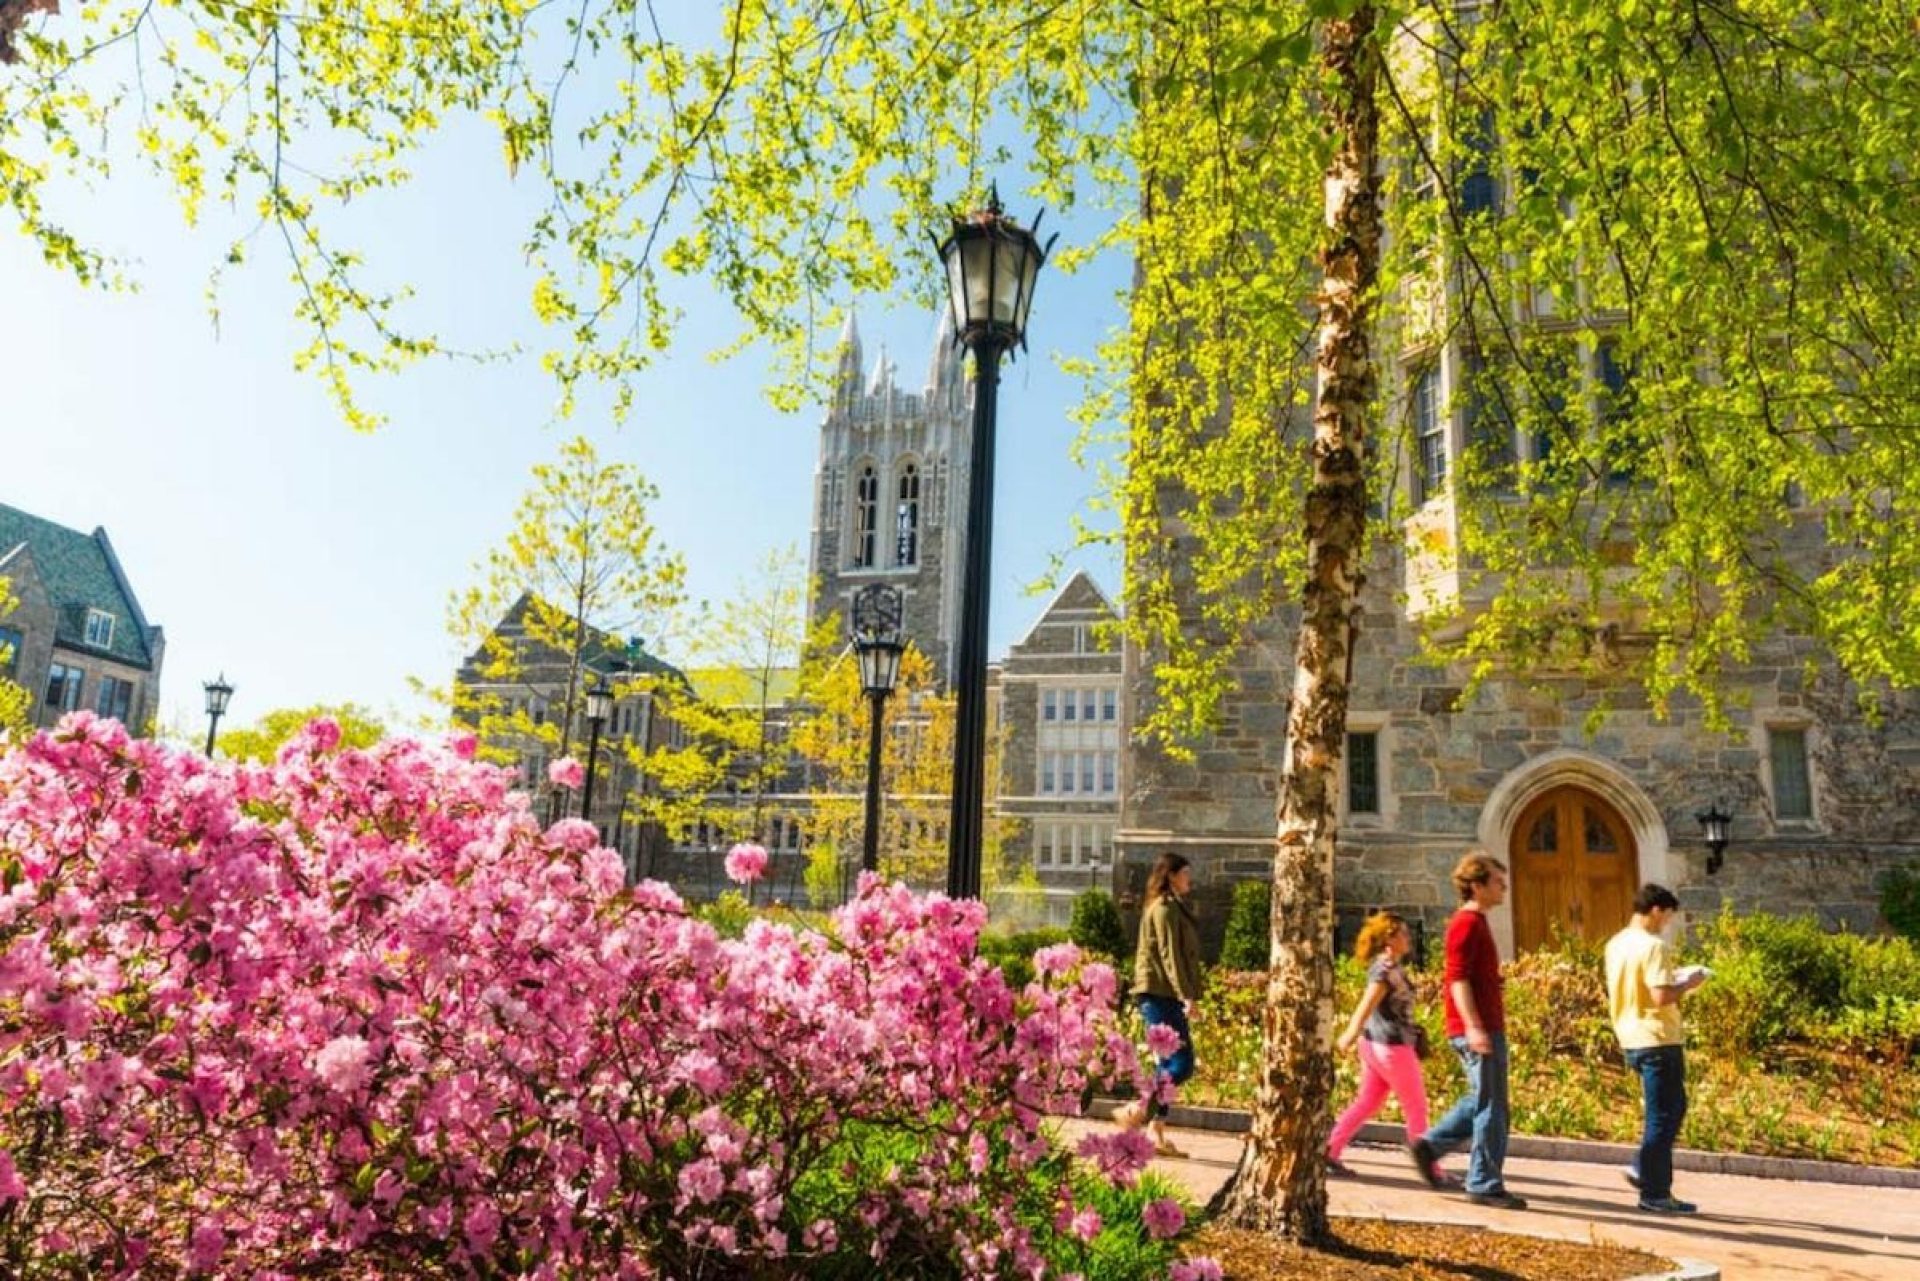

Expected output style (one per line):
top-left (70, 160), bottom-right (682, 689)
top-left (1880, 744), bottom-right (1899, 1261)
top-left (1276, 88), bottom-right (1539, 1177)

top-left (0, 714), bottom-right (1164, 1278)
top-left (724, 840), bottom-right (770, 884)
top-left (547, 756), bottom-right (585, 789)
top-left (1142, 1197), bottom-right (1187, 1240)
top-left (1145, 1022), bottom-right (1186, 1058)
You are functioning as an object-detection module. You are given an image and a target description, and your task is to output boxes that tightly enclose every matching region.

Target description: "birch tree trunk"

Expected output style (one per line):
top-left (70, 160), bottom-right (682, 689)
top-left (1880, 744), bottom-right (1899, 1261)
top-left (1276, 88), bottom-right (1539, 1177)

top-left (1211, 7), bottom-right (1381, 1243)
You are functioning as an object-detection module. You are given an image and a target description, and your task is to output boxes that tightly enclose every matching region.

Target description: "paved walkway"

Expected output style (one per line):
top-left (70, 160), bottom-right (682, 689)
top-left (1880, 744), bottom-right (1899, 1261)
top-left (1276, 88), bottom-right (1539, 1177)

top-left (1062, 1121), bottom-right (1920, 1279)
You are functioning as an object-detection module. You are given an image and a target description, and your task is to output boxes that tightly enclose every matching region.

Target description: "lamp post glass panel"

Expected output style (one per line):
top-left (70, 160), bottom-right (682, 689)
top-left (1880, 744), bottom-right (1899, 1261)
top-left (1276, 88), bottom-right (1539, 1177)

top-left (852, 584), bottom-right (905, 877)
top-left (1698, 801), bottom-right (1732, 876)
top-left (202, 674), bottom-right (234, 757)
top-left (935, 185), bottom-right (1053, 900)
top-left (583, 676), bottom-right (615, 827)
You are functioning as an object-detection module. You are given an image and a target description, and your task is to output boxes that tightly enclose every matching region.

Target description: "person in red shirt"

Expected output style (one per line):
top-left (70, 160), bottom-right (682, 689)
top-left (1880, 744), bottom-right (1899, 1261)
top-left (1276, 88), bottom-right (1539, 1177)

top-left (1410, 852), bottom-right (1526, 1209)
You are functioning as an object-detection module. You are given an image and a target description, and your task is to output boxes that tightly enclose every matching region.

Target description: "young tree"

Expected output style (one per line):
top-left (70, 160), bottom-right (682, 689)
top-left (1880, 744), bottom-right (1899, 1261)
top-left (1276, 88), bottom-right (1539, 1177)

top-left (0, 579), bottom-right (29, 737)
top-left (790, 643), bottom-right (956, 894)
top-left (15, 0), bottom-right (1920, 1244)
top-left (215, 703), bottom-right (388, 762)
top-left (449, 436), bottom-right (686, 817)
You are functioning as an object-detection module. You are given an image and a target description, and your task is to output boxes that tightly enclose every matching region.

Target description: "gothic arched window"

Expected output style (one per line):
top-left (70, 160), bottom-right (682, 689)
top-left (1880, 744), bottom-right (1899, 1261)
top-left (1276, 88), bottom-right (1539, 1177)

top-left (895, 462), bottom-right (921, 566)
top-left (853, 465), bottom-right (879, 568)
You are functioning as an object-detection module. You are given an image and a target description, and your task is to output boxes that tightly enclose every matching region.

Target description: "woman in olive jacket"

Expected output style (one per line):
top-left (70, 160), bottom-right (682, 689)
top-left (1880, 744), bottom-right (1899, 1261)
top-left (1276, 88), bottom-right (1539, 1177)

top-left (1116, 851), bottom-right (1204, 1157)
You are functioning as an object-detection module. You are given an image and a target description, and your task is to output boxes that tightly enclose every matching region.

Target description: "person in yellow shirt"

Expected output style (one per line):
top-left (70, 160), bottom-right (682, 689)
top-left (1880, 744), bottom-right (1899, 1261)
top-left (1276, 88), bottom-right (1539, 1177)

top-left (1604, 883), bottom-right (1708, 1215)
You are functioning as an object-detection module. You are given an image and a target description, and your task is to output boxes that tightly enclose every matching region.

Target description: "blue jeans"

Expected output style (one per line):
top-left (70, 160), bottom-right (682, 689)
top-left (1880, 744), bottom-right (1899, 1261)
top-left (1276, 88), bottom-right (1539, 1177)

top-left (1422, 1032), bottom-right (1510, 1195)
top-left (1136, 994), bottom-right (1195, 1118)
top-left (1625, 1044), bottom-right (1688, 1200)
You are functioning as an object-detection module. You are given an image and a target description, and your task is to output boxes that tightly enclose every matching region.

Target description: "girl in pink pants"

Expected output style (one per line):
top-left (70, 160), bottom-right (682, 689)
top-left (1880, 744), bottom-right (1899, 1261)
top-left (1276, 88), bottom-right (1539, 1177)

top-left (1327, 911), bottom-right (1449, 1182)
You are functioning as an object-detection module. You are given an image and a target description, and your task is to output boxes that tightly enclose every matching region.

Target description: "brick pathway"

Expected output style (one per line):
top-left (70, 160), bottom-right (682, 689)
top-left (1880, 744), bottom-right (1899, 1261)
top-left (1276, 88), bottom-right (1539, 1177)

top-left (1061, 1120), bottom-right (1920, 1280)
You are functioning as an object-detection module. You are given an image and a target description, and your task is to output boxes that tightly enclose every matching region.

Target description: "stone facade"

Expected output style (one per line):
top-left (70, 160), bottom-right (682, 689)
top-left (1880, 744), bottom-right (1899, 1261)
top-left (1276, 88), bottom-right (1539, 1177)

top-left (993, 571), bottom-right (1125, 926)
top-left (453, 593), bottom-right (683, 883)
top-left (0, 504), bottom-right (165, 736)
top-left (807, 312), bottom-right (971, 685)
top-left (1122, 454), bottom-right (1920, 962)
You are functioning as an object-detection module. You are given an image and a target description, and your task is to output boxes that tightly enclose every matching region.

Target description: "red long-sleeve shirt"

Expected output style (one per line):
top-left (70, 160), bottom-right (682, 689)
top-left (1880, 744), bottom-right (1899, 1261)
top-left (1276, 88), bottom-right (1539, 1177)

top-left (1441, 908), bottom-right (1505, 1037)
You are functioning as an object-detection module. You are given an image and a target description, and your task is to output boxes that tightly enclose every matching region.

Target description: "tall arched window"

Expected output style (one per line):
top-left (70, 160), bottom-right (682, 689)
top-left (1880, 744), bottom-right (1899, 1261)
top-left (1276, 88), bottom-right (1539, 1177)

top-left (894, 462), bottom-right (920, 566)
top-left (852, 465), bottom-right (879, 568)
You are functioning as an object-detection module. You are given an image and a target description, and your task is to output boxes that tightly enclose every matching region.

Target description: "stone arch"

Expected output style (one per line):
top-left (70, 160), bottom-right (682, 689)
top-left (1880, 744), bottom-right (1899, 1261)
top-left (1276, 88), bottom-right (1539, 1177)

top-left (1475, 749), bottom-right (1670, 958)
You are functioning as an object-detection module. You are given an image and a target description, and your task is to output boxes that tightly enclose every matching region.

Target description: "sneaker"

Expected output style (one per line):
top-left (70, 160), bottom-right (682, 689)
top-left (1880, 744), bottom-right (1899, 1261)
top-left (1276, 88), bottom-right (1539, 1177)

top-left (1638, 1196), bottom-right (1698, 1215)
top-left (1623, 1168), bottom-right (1642, 1191)
top-left (1326, 1158), bottom-right (1357, 1179)
top-left (1408, 1138), bottom-right (1444, 1189)
top-left (1465, 1189), bottom-right (1530, 1210)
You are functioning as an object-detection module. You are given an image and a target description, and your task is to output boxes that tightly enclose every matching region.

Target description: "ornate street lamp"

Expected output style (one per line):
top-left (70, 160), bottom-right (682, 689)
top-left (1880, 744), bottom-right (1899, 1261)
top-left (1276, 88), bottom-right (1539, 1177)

top-left (934, 184), bottom-right (1053, 899)
top-left (582, 673), bottom-right (615, 827)
top-left (852, 583), bottom-right (906, 876)
top-left (202, 674), bottom-right (234, 757)
top-left (1697, 801), bottom-right (1732, 876)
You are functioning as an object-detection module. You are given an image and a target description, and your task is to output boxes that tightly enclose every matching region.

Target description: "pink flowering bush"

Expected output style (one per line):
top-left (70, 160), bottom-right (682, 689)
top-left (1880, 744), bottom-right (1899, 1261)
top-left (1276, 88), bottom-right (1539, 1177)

top-left (0, 714), bottom-right (1210, 1278)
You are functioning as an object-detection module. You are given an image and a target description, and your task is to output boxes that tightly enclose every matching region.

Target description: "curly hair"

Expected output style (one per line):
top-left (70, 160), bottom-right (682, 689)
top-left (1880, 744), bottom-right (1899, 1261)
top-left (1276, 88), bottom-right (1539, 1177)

top-left (1353, 911), bottom-right (1407, 963)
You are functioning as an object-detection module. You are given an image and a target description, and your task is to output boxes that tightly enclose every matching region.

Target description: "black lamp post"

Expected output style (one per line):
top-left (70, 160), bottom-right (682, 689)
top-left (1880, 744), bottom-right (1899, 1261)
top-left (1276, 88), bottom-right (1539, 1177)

top-left (202, 674), bottom-right (234, 757)
top-left (934, 184), bottom-right (1053, 899)
top-left (582, 674), bottom-right (614, 827)
top-left (1697, 801), bottom-right (1732, 876)
top-left (852, 583), bottom-right (906, 876)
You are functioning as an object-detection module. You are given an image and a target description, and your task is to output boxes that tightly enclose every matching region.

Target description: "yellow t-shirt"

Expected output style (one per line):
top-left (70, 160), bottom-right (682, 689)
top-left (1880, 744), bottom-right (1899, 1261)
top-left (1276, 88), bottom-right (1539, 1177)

top-left (1605, 924), bottom-right (1683, 1050)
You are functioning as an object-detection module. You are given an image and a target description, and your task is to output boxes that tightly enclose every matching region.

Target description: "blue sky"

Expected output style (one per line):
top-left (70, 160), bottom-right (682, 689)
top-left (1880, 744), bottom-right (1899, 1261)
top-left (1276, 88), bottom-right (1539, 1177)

top-left (3, 61), bottom-right (1130, 739)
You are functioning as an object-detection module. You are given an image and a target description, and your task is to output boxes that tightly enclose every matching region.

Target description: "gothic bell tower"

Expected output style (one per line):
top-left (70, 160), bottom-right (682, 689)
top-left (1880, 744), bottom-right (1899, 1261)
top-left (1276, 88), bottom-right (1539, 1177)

top-left (807, 309), bottom-right (971, 686)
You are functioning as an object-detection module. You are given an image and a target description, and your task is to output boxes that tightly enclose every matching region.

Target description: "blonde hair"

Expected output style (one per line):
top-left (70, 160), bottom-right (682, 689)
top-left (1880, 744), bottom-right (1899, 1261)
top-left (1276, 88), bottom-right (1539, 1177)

top-left (1353, 911), bottom-right (1407, 963)
top-left (1451, 851), bottom-right (1507, 901)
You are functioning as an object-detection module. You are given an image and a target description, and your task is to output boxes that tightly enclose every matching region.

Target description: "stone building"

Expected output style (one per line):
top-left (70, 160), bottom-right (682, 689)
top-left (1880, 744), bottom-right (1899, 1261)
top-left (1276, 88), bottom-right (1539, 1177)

top-left (992, 571), bottom-right (1125, 926)
top-left (0, 502), bottom-right (165, 735)
top-left (1121, 310), bottom-right (1920, 953)
top-left (807, 311), bottom-right (971, 685)
top-left (453, 592), bottom-right (684, 882)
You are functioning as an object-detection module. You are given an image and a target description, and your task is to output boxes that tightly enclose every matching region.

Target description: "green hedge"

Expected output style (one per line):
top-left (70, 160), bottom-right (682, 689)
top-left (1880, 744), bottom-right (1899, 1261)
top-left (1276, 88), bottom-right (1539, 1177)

top-left (1218, 879), bottom-right (1271, 971)
top-left (977, 926), bottom-right (1071, 989)
top-left (1070, 889), bottom-right (1130, 969)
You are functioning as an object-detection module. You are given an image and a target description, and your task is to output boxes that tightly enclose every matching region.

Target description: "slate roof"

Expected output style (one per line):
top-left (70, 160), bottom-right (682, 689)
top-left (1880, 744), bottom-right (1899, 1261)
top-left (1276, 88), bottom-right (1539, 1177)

top-left (0, 502), bottom-right (159, 671)
top-left (459, 591), bottom-right (688, 689)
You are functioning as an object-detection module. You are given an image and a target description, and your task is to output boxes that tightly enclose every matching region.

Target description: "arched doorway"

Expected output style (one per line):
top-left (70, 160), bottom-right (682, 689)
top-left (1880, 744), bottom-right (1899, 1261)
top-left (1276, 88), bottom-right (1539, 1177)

top-left (1509, 785), bottom-right (1639, 951)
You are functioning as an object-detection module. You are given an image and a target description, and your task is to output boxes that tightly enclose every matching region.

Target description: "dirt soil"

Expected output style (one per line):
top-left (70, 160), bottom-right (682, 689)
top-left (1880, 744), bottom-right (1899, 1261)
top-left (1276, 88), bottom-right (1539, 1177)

top-left (1189, 1218), bottom-right (1673, 1280)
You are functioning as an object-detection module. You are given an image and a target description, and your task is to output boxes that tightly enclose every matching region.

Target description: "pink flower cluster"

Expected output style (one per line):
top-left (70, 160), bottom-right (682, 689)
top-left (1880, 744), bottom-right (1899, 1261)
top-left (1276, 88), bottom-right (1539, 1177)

top-left (0, 713), bottom-right (1191, 1278)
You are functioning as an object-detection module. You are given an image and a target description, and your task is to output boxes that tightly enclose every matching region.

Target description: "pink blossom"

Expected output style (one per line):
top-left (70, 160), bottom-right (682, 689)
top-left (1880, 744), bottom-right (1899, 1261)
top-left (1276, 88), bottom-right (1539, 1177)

top-left (1142, 1197), bottom-right (1187, 1240)
top-left (1170, 1259), bottom-right (1224, 1281)
top-left (187, 1220), bottom-right (226, 1271)
top-left (448, 732), bottom-right (479, 760)
top-left (312, 1035), bottom-right (373, 1094)
top-left (1146, 1023), bottom-right (1185, 1058)
top-left (1070, 1207), bottom-right (1102, 1242)
top-left (724, 841), bottom-right (769, 884)
top-left (0, 1149), bottom-right (24, 1203)
top-left (548, 757), bottom-right (585, 789)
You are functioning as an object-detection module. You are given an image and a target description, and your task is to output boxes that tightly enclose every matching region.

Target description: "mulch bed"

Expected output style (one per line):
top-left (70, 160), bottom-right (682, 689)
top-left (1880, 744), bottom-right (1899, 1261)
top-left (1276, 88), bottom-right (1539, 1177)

top-left (1189, 1219), bottom-right (1673, 1280)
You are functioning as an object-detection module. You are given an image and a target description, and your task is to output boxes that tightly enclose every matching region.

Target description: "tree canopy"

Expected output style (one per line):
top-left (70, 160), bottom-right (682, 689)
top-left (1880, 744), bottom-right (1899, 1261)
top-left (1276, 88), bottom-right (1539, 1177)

top-left (9, 0), bottom-right (1917, 716)
top-left (215, 701), bottom-right (387, 761)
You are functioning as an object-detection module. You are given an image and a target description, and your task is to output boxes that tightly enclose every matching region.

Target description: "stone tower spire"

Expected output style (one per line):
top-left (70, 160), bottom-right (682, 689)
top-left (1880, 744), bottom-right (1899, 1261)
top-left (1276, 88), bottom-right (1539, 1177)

top-left (806, 306), bottom-right (972, 687)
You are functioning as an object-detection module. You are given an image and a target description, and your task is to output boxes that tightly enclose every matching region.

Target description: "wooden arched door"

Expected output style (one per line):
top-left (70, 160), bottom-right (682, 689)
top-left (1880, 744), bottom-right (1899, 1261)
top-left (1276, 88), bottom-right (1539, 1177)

top-left (1509, 785), bottom-right (1638, 951)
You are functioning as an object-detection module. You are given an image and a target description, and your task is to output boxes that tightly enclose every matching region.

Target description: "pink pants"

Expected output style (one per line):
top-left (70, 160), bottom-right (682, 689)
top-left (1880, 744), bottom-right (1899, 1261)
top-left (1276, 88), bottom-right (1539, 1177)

top-left (1327, 1040), bottom-right (1434, 1162)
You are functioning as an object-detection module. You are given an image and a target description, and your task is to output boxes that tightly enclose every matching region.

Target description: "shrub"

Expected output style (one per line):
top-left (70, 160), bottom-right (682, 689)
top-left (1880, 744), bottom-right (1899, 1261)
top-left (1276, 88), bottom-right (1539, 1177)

top-left (0, 714), bottom-right (1181, 1279)
top-left (1218, 879), bottom-right (1271, 971)
top-left (1071, 889), bottom-right (1130, 968)
top-left (978, 926), bottom-right (1070, 989)
top-left (1687, 907), bottom-right (1856, 1049)
top-left (1503, 939), bottom-right (1615, 1063)
top-left (1880, 865), bottom-right (1920, 943)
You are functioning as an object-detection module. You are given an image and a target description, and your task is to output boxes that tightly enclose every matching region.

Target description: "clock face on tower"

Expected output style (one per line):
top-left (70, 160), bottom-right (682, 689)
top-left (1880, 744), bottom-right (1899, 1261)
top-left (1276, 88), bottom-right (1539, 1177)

top-left (853, 582), bottom-right (904, 641)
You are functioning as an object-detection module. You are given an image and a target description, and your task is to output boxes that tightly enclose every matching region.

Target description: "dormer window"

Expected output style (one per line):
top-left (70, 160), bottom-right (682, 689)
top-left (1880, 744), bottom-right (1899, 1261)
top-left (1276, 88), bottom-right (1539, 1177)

top-left (84, 609), bottom-right (115, 649)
